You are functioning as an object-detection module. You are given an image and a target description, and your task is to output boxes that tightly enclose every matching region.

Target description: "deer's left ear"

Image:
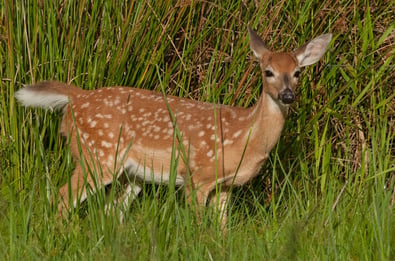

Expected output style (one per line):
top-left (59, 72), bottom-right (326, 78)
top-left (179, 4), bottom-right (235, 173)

top-left (293, 34), bottom-right (332, 67)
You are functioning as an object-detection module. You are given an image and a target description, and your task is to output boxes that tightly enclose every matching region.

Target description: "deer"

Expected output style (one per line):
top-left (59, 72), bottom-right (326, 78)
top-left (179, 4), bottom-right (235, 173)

top-left (15, 26), bottom-right (332, 225)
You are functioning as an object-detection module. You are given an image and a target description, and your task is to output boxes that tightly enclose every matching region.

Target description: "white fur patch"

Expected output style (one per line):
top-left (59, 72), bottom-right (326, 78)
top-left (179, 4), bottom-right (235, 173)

top-left (15, 88), bottom-right (69, 111)
top-left (124, 159), bottom-right (184, 186)
top-left (267, 95), bottom-right (281, 112)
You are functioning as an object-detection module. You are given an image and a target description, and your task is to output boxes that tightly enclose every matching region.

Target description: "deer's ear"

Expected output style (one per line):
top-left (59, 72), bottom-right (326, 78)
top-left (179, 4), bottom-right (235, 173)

top-left (248, 25), bottom-right (270, 59)
top-left (293, 34), bottom-right (332, 67)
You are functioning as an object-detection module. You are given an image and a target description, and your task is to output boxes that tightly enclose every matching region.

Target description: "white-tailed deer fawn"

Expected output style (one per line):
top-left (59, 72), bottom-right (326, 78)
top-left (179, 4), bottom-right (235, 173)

top-left (15, 26), bottom-right (332, 224)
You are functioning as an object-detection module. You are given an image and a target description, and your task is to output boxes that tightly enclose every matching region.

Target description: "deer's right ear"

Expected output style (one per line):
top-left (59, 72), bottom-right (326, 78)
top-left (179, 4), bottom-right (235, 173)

top-left (248, 25), bottom-right (270, 59)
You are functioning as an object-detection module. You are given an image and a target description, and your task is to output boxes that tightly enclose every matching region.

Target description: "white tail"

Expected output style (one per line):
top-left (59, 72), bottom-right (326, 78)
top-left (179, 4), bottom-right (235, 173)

top-left (15, 26), bottom-right (332, 224)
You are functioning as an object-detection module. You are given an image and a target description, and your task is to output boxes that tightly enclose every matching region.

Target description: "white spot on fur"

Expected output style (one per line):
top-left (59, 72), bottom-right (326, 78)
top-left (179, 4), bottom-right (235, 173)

top-left (81, 102), bottom-right (90, 109)
top-left (143, 112), bottom-right (152, 117)
top-left (223, 139), bottom-right (233, 146)
top-left (107, 155), bottom-right (114, 165)
top-left (103, 114), bottom-right (113, 119)
top-left (103, 99), bottom-right (113, 107)
top-left (101, 141), bottom-right (113, 148)
top-left (189, 160), bottom-right (196, 169)
top-left (233, 130), bottom-right (243, 138)
top-left (230, 110), bottom-right (237, 119)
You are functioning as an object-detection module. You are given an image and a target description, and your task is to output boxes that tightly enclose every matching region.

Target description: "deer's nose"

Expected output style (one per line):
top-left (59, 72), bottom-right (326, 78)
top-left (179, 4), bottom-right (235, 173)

top-left (279, 88), bottom-right (295, 104)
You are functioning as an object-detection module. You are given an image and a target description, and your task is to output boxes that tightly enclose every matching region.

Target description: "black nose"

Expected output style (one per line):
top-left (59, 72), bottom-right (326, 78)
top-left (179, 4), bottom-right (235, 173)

top-left (279, 89), bottom-right (295, 104)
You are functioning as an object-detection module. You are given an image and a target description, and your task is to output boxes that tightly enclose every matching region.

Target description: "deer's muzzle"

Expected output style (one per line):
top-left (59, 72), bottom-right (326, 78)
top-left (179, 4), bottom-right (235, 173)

top-left (279, 88), bottom-right (295, 104)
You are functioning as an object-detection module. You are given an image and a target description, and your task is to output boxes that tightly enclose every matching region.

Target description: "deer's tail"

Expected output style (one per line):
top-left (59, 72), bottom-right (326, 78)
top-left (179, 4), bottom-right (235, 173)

top-left (15, 81), bottom-right (83, 111)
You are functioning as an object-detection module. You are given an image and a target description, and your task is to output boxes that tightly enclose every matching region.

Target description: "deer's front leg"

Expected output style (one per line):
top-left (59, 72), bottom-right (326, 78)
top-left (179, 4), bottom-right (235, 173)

top-left (209, 189), bottom-right (230, 229)
top-left (185, 182), bottom-right (210, 221)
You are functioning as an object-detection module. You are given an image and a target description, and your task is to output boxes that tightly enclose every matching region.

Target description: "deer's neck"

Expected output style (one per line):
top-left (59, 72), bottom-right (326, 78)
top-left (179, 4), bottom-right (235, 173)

top-left (219, 91), bottom-right (288, 186)
top-left (245, 91), bottom-right (287, 156)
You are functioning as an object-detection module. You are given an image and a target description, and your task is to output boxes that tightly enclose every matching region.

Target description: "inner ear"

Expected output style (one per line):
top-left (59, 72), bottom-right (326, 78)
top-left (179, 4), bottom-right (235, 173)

top-left (293, 34), bottom-right (332, 67)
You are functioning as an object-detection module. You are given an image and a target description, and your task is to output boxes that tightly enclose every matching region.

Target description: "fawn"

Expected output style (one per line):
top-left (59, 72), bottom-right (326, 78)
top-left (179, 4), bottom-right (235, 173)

top-left (16, 26), bottom-right (332, 224)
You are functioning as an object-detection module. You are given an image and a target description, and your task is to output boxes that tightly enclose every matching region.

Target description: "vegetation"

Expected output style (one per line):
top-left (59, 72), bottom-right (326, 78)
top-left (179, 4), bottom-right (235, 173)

top-left (0, 0), bottom-right (394, 259)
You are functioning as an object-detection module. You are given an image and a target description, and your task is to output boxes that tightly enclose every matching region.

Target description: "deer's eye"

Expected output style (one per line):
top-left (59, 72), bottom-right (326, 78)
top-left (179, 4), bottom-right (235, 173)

top-left (293, 70), bottom-right (301, 78)
top-left (265, 70), bottom-right (274, 78)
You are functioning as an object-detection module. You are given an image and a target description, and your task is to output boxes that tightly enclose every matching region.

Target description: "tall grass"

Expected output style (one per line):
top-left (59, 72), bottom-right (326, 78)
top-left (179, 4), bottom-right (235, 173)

top-left (0, 0), bottom-right (394, 259)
